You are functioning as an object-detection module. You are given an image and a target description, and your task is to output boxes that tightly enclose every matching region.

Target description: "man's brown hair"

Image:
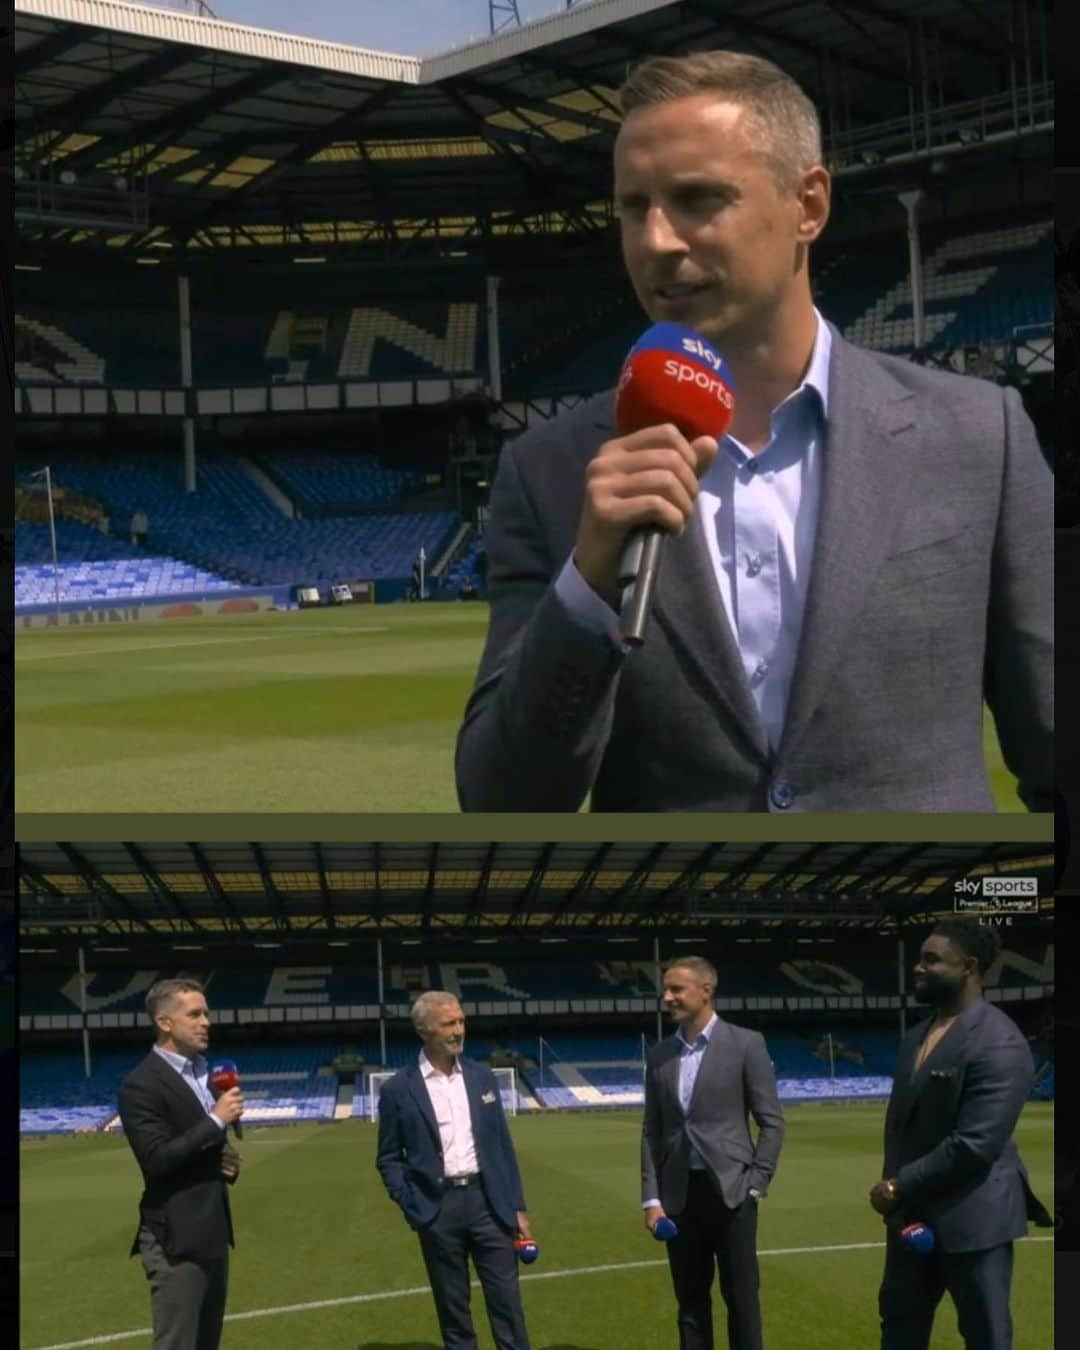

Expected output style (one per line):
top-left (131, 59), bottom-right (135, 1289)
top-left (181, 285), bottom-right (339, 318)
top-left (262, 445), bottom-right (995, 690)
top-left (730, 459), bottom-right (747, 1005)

top-left (146, 977), bottom-right (205, 1027)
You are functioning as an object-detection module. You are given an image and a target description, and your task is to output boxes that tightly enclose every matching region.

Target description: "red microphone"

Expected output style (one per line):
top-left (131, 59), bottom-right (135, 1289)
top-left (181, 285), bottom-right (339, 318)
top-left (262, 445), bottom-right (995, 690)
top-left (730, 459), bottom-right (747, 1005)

top-left (613, 323), bottom-right (736, 644)
top-left (209, 1059), bottom-right (243, 1138)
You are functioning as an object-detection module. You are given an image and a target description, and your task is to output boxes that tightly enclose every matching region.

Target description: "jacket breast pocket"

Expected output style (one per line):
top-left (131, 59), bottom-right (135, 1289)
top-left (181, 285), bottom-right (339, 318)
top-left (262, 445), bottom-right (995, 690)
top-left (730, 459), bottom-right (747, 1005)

top-left (876, 528), bottom-right (977, 594)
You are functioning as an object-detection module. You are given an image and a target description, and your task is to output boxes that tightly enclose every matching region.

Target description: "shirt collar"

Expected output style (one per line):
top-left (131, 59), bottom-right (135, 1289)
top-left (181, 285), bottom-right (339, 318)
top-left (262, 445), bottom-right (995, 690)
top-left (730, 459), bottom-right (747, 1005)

top-left (769, 307), bottom-right (831, 423)
top-left (677, 1011), bottom-right (718, 1050)
top-left (153, 1044), bottom-right (205, 1076)
top-left (420, 1049), bottom-right (462, 1079)
top-left (802, 308), bottom-right (832, 419)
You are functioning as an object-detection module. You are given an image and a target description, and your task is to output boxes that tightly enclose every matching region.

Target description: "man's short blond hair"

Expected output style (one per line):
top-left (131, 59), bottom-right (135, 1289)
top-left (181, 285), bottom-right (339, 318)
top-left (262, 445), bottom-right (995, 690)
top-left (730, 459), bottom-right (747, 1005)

top-left (618, 50), bottom-right (822, 186)
top-left (662, 956), bottom-right (718, 990)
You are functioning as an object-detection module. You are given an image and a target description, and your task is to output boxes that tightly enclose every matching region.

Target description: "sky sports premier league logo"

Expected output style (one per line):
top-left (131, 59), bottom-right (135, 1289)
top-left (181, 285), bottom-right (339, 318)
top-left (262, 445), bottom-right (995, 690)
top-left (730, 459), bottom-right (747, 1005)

top-left (953, 876), bottom-right (1040, 922)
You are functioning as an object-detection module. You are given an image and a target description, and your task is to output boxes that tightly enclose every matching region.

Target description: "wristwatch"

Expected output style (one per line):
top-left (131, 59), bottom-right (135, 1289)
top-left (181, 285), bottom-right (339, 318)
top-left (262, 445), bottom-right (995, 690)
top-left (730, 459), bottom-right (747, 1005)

top-left (748, 1187), bottom-right (763, 1202)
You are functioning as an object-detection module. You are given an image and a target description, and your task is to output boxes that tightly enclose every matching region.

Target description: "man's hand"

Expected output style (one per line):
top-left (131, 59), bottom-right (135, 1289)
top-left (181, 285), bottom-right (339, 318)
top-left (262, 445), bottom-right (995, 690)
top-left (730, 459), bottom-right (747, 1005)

top-left (644, 1204), bottom-right (667, 1233)
top-left (869, 1179), bottom-right (899, 1215)
top-left (220, 1144), bottom-right (242, 1181)
top-left (211, 1087), bottom-right (244, 1127)
top-left (574, 424), bottom-right (719, 596)
top-left (515, 1212), bottom-right (534, 1242)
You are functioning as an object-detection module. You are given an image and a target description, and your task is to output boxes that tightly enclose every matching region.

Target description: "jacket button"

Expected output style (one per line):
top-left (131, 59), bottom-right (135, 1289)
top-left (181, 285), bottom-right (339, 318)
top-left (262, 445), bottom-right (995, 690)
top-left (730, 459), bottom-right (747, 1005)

top-left (770, 780), bottom-right (795, 809)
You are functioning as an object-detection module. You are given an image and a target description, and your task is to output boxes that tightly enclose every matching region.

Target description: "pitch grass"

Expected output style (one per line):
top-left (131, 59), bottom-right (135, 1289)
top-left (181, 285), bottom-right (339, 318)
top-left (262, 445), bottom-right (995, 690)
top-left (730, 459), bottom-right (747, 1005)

top-left (20, 1103), bottom-right (1052, 1350)
top-left (16, 603), bottom-right (1021, 814)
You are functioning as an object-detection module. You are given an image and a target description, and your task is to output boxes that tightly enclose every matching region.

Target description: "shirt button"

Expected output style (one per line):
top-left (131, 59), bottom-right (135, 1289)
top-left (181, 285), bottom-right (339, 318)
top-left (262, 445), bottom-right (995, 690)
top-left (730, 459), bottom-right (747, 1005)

top-left (770, 780), bottom-right (795, 809)
top-left (747, 553), bottom-right (763, 577)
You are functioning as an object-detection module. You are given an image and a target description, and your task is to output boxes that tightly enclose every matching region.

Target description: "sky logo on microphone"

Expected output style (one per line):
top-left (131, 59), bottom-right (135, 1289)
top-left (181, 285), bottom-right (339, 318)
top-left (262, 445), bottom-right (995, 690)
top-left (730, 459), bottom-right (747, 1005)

top-left (680, 335), bottom-right (724, 373)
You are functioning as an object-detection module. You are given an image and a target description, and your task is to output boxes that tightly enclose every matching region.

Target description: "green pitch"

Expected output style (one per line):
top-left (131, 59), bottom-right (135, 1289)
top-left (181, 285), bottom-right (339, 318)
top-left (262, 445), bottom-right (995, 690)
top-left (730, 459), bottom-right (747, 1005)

top-left (20, 1103), bottom-right (1052, 1349)
top-left (17, 603), bottom-right (1021, 814)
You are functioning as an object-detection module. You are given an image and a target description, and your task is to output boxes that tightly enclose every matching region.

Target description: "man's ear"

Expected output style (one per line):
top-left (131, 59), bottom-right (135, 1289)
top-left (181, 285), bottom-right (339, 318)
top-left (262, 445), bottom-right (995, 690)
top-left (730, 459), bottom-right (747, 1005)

top-left (796, 165), bottom-right (830, 246)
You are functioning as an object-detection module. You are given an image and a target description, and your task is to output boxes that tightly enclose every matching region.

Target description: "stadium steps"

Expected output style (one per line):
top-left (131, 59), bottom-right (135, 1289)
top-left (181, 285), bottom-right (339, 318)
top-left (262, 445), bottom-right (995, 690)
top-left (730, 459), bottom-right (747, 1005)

top-left (236, 455), bottom-right (295, 518)
top-left (264, 309), bottom-right (293, 360)
top-left (16, 315), bottom-right (105, 382)
top-left (337, 304), bottom-right (477, 378)
top-left (550, 1063), bottom-right (606, 1104)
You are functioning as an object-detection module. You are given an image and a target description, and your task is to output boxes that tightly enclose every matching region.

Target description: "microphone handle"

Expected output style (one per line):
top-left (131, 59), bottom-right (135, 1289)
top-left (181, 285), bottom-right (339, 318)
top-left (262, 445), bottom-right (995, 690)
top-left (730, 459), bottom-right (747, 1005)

top-left (617, 528), bottom-right (664, 646)
top-left (232, 1119), bottom-right (243, 1140)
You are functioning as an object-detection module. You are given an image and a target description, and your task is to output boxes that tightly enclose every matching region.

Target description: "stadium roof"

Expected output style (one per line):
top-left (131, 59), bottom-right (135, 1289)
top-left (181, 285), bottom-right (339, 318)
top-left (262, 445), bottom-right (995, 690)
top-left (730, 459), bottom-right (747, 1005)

top-left (14, 0), bottom-right (1052, 260)
top-left (18, 841), bottom-right (1054, 941)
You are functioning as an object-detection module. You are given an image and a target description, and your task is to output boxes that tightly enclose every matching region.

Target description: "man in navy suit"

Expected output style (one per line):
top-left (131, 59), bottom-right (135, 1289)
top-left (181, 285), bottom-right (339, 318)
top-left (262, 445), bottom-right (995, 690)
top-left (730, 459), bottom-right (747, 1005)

top-left (871, 918), bottom-right (1052, 1350)
top-left (376, 991), bottom-right (534, 1349)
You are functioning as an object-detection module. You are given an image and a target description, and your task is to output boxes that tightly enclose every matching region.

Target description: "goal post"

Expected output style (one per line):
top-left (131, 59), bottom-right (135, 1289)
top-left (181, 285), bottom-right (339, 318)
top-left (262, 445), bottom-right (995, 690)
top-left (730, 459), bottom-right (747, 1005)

top-left (493, 1066), bottom-right (518, 1116)
top-left (366, 1065), bottom-right (519, 1121)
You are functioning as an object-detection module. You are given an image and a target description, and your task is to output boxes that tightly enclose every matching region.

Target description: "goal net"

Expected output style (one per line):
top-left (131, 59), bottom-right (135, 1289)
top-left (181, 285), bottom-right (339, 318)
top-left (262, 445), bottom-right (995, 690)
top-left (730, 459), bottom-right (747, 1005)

top-left (367, 1065), bottom-right (519, 1121)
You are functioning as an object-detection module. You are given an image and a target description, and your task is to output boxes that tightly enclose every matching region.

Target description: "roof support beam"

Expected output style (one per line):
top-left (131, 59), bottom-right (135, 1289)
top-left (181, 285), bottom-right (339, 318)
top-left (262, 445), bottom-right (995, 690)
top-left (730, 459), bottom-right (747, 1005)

top-left (123, 842), bottom-right (200, 933)
top-left (26, 45), bottom-right (198, 166)
top-left (57, 63), bottom-right (291, 175)
top-left (251, 842), bottom-right (290, 932)
top-left (179, 82), bottom-right (402, 234)
top-left (189, 843), bottom-right (248, 934)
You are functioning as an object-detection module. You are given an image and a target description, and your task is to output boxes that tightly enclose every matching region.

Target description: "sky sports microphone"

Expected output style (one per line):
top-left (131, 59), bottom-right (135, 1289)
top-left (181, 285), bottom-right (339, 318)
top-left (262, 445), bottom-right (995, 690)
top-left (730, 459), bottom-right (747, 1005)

top-left (209, 1059), bottom-right (243, 1138)
top-left (613, 323), bottom-right (736, 645)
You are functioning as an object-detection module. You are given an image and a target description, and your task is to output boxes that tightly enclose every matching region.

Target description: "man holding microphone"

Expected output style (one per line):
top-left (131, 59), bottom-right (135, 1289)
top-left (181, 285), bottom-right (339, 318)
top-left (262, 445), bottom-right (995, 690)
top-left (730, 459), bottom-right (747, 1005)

top-left (642, 957), bottom-right (785, 1350)
top-left (118, 978), bottom-right (244, 1350)
top-left (456, 48), bottom-right (1051, 813)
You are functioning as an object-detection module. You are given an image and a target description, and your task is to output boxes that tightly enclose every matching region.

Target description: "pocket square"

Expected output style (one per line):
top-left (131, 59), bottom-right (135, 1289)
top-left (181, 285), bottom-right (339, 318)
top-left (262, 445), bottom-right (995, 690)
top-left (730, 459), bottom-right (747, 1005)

top-left (481, 1091), bottom-right (496, 1104)
top-left (929, 1068), bottom-right (957, 1079)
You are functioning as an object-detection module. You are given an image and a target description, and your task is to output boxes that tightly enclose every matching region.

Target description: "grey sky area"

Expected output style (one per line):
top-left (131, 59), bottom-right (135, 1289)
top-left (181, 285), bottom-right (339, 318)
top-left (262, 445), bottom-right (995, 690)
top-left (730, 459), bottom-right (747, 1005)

top-left (193, 1), bottom-right (584, 56)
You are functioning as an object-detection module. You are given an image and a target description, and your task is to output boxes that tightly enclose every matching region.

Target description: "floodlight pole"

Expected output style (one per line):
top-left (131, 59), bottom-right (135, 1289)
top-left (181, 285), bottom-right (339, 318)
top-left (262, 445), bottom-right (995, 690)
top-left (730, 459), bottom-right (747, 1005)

top-left (827, 1031), bottom-right (835, 1078)
top-left (653, 936), bottom-right (663, 1044)
top-left (898, 191), bottom-right (925, 351)
top-left (897, 926), bottom-right (907, 1038)
top-left (377, 938), bottom-right (387, 1065)
top-left (486, 274), bottom-right (502, 403)
top-left (43, 464), bottom-right (62, 625)
top-left (178, 274), bottom-right (196, 493)
top-left (78, 945), bottom-right (91, 1078)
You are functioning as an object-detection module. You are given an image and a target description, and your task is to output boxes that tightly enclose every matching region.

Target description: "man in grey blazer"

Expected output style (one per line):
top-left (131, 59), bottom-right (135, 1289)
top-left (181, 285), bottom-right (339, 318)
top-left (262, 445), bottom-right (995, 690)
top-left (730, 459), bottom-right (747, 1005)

top-left (642, 957), bottom-right (785, 1350)
top-left (456, 50), bottom-right (1051, 813)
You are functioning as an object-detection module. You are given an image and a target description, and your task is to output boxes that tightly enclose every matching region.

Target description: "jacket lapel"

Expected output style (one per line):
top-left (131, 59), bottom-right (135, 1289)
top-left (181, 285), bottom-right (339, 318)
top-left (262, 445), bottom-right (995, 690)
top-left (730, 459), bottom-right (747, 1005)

top-left (685, 1017), bottom-right (726, 1116)
top-left (659, 1039), bottom-right (684, 1116)
top-left (900, 1000), bottom-right (984, 1129)
top-left (406, 1062), bottom-right (442, 1148)
top-left (588, 401), bottom-right (769, 763)
top-left (146, 1051), bottom-right (210, 1121)
top-left (778, 329), bottom-right (918, 761)
top-left (653, 514), bottom-right (770, 762)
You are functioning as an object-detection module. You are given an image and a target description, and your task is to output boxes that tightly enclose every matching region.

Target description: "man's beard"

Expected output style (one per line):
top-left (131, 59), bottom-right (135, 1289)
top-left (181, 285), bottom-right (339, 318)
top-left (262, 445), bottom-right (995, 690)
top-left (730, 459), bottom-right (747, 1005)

top-left (916, 978), bottom-right (961, 1007)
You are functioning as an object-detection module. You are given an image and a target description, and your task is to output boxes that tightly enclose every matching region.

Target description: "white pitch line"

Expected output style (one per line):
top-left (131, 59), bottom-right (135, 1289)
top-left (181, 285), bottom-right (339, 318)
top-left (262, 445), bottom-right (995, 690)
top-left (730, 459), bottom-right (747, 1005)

top-left (15, 628), bottom-right (389, 660)
top-left (27, 1236), bottom-right (1052, 1350)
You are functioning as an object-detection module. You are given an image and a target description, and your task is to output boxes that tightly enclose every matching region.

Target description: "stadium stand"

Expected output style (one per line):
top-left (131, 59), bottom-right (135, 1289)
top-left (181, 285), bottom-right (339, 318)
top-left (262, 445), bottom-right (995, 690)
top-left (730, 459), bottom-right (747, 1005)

top-left (15, 444), bottom-right (458, 602)
top-left (254, 449), bottom-right (425, 513)
top-left (19, 1045), bottom-right (342, 1133)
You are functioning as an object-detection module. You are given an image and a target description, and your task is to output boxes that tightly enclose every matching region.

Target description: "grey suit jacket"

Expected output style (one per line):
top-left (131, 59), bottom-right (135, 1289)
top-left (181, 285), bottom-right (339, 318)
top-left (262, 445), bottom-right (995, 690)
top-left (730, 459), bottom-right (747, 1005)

top-left (641, 1018), bottom-right (785, 1216)
top-left (883, 998), bottom-right (1052, 1253)
top-left (456, 327), bottom-right (1052, 811)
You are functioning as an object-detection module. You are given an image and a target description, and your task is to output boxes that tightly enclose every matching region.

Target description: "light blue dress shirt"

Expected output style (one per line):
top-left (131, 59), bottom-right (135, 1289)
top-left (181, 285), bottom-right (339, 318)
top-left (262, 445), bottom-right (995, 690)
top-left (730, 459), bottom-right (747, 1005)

top-left (152, 1044), bottom-right (226, 1129)
top-left (556, 312), bottom-right (831, 750)
top-left (678, 1012), bottom-right (718, 1171)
